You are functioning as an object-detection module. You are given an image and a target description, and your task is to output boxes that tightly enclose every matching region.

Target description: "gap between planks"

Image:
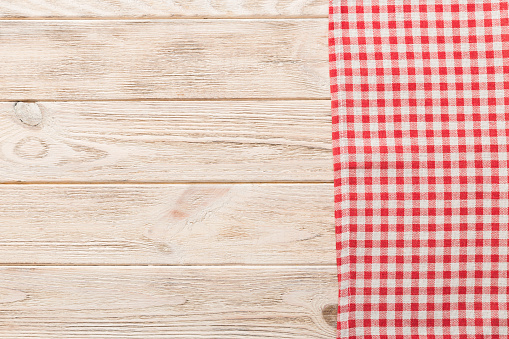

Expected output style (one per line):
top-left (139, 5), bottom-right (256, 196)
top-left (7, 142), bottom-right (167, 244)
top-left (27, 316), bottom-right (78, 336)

top-left (0, 264), bottom-right (337, 267)
top-left (0, 15), bottom-right (327, 20)
top-left (0, 181), bottom-right (333, 185)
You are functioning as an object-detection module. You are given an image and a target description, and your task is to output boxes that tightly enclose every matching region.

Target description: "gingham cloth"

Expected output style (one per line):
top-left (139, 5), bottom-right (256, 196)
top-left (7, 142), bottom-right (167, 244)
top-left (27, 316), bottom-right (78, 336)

top-left (329, 1), bottom-right (509, 338)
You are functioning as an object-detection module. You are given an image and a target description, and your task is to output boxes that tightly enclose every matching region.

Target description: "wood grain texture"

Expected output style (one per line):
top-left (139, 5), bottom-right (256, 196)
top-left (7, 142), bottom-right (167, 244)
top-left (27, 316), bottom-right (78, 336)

top-left (0, 0), bottom-right (327, 18)
top-left (0, 184), bottom-right (334, 264)
top-left (0, 266), bottom-right (336, 338)
top-left (0, 19), bottom-right (328, 101)
top-left (0, 2), bottom-right (336, 335)
top-left (0, 101), bottom-right (332, 182)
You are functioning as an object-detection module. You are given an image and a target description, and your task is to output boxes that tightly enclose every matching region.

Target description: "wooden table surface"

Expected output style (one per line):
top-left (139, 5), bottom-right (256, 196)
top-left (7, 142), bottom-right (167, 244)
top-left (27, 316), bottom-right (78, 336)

top-left (0, 1), bottom-right (335, 338)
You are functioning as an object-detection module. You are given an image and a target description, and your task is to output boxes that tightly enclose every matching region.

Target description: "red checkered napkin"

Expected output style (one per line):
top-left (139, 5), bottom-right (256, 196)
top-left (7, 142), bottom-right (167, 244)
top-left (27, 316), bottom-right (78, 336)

top-left (329, 1), bottom-right (509, 338)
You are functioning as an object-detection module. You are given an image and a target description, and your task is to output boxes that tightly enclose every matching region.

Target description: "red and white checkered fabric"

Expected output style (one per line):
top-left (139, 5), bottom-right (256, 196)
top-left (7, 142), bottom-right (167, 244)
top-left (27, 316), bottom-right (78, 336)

top-left (330, 1), bottom-right (509, 338)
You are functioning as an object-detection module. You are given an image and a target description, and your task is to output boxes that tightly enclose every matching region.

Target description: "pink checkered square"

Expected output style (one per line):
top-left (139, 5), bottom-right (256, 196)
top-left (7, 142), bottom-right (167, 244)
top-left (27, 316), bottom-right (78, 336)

top-left (330, 1), bottom-right (509, 338)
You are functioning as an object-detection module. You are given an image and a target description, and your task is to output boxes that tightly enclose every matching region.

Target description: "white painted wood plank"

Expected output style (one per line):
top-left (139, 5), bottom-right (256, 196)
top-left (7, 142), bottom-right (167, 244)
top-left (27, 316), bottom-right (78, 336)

top-left (0, 266), bottom-right (337, 338)
top-left (0, 184), bottom-right (334, 264)
top-left (0, 0), bottom-right (327, 18)
top-left (0, 101), bottom-right (332, 182)
top-left (0, 19), bottom-right (328, 100)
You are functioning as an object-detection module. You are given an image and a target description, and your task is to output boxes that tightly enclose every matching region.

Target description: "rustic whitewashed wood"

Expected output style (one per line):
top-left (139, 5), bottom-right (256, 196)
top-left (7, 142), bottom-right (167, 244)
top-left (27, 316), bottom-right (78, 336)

top-left (0, 20), bottom-right (328, 101)
top-left (0, 266), bottom-right (336, 338)
top-left (0, 0), bottom-right (327, 18)
top-left (0, 184), bottom-right (334, 264)
top-left (0, 2), bottom-right (336, 335)
top-left (0, 101), bottom-right (332, 182)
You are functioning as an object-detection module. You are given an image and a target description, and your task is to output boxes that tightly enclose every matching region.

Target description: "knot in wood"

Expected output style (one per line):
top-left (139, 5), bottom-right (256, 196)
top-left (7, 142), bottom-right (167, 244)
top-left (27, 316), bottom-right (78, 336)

top-left (14, 102), bottom-right (43, 127)
top-left (321, 304), bottom-right (338, 328)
